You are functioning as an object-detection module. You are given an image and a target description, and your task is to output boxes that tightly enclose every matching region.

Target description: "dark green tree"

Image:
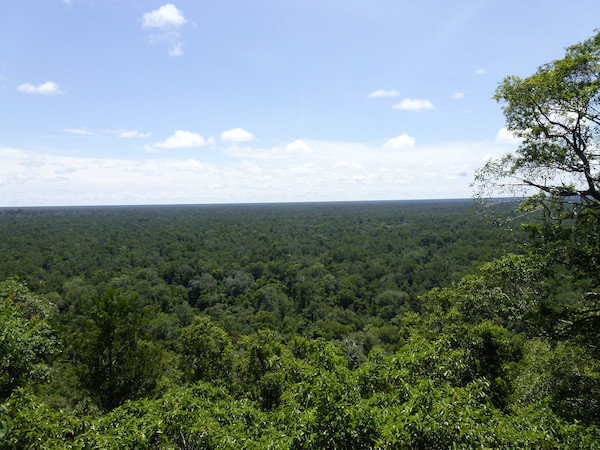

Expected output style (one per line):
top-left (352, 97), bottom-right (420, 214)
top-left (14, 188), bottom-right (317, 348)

top-left (73, 289), bottom-right (162, 410)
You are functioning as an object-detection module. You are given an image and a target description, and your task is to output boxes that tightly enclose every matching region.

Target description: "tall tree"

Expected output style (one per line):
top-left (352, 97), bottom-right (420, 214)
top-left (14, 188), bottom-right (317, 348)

top-left (73, 289), bottom-right (162, 410)
top-left (475, 31), bottom-right (600, 350)
top-left (476, 31), bottom-right (600, 211)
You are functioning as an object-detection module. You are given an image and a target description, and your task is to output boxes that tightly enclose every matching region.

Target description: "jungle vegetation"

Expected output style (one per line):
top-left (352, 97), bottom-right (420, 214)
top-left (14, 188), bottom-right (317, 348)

top-left (2, 31), bottom-right (600, 449)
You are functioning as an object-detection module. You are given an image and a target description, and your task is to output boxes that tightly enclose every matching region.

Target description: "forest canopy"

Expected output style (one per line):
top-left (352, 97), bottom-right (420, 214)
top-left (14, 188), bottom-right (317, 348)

top-left (2, 30), bottom-right (600, 449)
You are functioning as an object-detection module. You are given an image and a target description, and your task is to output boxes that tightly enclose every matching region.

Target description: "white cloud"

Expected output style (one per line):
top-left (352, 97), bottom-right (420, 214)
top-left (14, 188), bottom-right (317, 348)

top-left (17, 81), bottom-right (62, 95)
top-left (483, 153), bottom-right (498, 163)
top-left (475, 68), bottom-right (487, 75)
top-left (165, 158), bottom-right (206, 171)
top-left (495, 127), bottom-right (523, 145)
top-left (64, 128), bottom-right (95, 136)
top-left (382, 134), bottom-right (416, 151)
top-left (292, 164), bottom-right (317, 175)
top-left (147, 30), bottom-right (185, 57)
top-left (333, 161), bottom-right (363, 170)
top-left (221, 128), bottom-right (255, 143)
top-left (142, 4), bottom-right (187, 56)
top-left (368, 89), bottom-right (400, 98)
top-left (0, 137), bottom-right (514, 206)
top-left (69, 128), bottom-right (152, 138)
top-left (453, 92), bottom-right (465, 99)
top-left (334, 161), bottom-right (350, 168)
top-left (153, 130), bottom-right (207, 149)
top-left (168, 43), bottom-right (183, 57)
top-left (286, 139), bottom-right (312, 153)
top-left (393, 98), bottom-right (434, 111)
top-left (223, 145), bottom-right (279, 159)
top-left (117, 130), bottom-right (152, 138)
top-left (142, 4), bottom-right (187, 28)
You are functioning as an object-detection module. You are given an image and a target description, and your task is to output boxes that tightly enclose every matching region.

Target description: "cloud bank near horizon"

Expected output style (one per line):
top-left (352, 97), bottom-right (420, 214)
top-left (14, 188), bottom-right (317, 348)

top-left (0, 133), bottom-right (513, 206)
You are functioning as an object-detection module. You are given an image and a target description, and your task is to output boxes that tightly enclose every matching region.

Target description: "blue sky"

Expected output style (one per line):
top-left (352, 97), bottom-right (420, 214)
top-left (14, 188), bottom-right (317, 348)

top-left (1, 0), bottom-right (599, 206)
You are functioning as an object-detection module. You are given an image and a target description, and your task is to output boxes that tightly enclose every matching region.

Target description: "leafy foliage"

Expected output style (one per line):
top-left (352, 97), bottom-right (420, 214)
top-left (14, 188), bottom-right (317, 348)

top-left (477, 31), bottom-right (600, 207)
top-left (0, 278), bottom-right (58, 400)
top-left (0, 191), bottom-right (599, 445)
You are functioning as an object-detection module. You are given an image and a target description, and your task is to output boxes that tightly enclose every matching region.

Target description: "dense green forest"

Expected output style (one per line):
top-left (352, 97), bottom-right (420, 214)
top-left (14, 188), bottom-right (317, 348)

top-left (2, 32), bottom-right (600, 448)
top-left (0, 199), bottom-right (598, 448)
top-left (0, 200), bottom-right (518, 340)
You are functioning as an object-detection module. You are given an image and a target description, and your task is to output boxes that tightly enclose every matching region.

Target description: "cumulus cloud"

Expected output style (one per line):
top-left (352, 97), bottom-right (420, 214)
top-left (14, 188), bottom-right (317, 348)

top-left (153, 130), bottom-right (207, 149)
top-left (495, 127), bottom-right (523, 145)
top-left (368, 89), bottom-right (400, 98)
top-left (393, 98), bottom-right (434, 111)
top-left (285, 139), bottom-right (312, 153)
top-left (221, 128), bottom-right (255, 143)
top-left (143, 4), bottom-right (186, 28)
top-left (142, 4), bottom-right (187, 56)
top-left (475, 68), bottom-right (487, 75)
top-left (17, 81), bottom-right (62, 95)
top-left (382, 134), bottom-right (416, 151)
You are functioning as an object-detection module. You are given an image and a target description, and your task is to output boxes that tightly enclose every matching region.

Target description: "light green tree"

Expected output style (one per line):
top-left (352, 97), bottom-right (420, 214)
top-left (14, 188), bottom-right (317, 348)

top-left (475, 32), bottom-right (600, 342)
top-left (0, 278), bottom-right (58, 400)
top-left (476, 31), bottom-right (600, 210)
top-left (178, 315), bottom-right (233, 383)
top-left (473, 31), bottom-right (600, 424)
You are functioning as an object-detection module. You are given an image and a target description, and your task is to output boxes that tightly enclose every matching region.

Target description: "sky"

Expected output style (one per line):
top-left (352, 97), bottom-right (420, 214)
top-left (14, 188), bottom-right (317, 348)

top-left (1, 0), bottom-right (600, 206)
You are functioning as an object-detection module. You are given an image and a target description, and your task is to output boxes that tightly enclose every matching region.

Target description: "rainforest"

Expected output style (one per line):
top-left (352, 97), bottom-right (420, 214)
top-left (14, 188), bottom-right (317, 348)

top-left (3, 29), bottom-right (600, 450)
top-left (1, 198), bottom-right (599, 448)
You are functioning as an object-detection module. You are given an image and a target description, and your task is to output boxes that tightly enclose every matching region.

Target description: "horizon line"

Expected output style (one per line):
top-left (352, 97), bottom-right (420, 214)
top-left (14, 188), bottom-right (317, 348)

top-left (0, 197), bottom-right (523, 210)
